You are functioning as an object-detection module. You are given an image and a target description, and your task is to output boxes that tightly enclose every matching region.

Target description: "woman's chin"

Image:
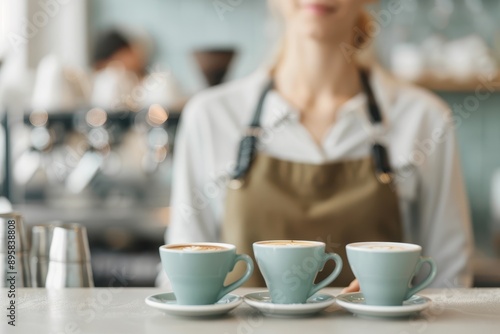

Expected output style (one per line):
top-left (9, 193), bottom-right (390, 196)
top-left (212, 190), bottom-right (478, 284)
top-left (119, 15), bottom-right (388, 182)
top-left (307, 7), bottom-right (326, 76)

top-left (298, 26), bottom-right (343, 43)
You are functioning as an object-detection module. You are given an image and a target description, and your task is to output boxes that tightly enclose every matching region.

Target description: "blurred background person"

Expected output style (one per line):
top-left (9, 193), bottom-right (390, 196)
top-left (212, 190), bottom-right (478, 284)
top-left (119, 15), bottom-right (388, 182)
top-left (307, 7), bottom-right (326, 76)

top-left (91, 28), bottom-right (184, 111)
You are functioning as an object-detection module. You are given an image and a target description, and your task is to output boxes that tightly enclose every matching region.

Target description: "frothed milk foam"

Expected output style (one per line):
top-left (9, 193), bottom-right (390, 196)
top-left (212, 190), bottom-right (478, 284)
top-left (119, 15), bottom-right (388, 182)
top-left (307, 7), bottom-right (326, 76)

top-left (354, 243), bottom-right (410, 251)
top-left (167, 245), bottom-right (227, 252)
top-left (258, 240), bottom-right (316, 247)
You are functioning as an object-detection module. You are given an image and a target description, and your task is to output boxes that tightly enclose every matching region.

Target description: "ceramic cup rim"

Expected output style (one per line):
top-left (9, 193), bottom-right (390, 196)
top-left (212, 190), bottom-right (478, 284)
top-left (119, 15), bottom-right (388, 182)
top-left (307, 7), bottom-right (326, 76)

top-left (346, 241), bottom-right (421, 253)
top-left (160, 242), bottom-right (235, 253)
top-left (253, 240), bottom-right (325, 248)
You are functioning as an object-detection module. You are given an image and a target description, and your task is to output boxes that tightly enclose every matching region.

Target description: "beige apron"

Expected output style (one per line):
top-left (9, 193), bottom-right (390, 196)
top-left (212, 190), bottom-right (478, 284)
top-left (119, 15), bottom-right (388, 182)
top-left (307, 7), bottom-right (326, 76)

top-left (222, 71), bottom-right (403, 287)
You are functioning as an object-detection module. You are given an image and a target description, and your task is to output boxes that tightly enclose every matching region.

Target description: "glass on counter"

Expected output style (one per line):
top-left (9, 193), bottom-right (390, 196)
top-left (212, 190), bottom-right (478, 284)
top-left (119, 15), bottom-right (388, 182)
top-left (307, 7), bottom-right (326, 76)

top-left (379, 0), bottom-right (500, 88)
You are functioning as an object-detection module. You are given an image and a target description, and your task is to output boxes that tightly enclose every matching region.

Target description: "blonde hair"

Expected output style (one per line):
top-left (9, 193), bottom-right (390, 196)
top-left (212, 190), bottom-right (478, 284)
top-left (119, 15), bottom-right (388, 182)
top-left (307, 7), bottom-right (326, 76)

top-left (354, 10), bottom-right (373, 48)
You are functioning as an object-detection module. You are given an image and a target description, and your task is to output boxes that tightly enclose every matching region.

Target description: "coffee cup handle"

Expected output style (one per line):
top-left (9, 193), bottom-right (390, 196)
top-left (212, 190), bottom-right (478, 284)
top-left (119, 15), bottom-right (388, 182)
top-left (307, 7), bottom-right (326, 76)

top-left (405, 257), bottom-right (437, 300)
top-left (309, 253), bottom-right (343, 297)
top-left (217, 254), bottom-right (254, 300)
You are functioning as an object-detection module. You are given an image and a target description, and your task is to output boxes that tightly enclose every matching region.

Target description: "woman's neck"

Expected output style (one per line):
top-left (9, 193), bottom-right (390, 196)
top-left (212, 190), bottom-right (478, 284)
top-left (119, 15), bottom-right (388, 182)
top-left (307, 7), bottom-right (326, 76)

top-left (273, 34), bottom-right (361, 106)
top-left (272, 33), bottom-right (363, 145)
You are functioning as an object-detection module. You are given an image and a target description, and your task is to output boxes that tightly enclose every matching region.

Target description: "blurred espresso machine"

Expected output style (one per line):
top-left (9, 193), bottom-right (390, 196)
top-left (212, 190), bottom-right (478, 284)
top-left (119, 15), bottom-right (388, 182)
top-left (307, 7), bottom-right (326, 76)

top-left (2, 104), bottom-right (179, 286)
top-left (1, 47), bottom-right (235, 287)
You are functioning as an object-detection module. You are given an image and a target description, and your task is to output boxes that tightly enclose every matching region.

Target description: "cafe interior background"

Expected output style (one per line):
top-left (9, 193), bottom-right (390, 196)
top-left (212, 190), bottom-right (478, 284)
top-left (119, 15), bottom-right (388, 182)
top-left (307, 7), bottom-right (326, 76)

top-left (0, 0), bottom-right (500, 288)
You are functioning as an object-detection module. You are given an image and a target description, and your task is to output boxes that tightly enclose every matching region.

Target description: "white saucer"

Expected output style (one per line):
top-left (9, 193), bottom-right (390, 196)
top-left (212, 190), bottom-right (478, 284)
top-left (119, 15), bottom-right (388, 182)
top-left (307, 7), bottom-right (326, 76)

top-left (336, 292), bottom-right (431, 318)
top-left (243, 291), bottom-right (335, 317)
top-left (145, 292), bottom-right (242, 317)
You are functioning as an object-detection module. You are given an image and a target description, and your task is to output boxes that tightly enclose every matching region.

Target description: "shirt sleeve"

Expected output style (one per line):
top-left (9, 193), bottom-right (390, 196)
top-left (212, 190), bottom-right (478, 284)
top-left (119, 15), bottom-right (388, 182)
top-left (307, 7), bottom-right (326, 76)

top-left (165, 99), bottom-right (220, 244)
top-left (415, 113), bottom-right (474, 288)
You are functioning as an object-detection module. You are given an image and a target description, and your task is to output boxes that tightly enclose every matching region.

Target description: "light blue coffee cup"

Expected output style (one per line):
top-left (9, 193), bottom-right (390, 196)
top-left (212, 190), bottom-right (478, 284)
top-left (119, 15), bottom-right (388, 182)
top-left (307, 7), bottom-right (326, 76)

top-left (346, 242), bottom-right (437, 306)
top-left (160, 242), bottom-right (254, 305)
top-left (253, 240), bottom-right (343, 304)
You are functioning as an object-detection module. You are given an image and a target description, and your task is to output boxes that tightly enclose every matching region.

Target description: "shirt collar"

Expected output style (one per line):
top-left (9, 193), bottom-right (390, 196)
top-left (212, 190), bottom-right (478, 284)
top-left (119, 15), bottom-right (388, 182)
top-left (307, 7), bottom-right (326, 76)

top-left (247, 64), bottom-right (399, 130)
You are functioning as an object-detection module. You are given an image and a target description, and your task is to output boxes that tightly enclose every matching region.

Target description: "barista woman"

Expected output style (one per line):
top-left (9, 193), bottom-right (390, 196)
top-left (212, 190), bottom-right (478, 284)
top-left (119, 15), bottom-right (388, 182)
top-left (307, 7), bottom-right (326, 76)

top-left (165, 0), bottom-right (474, 289)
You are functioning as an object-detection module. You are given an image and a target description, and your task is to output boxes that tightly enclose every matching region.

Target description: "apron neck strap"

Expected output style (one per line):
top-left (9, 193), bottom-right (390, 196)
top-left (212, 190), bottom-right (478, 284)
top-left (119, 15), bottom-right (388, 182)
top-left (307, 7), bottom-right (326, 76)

top-left (359, 70), bottom-right (383, 125)
top-left (249, 80), bottom-right (274, 129)
top-left (229, 80), bottom-right (273, 184)
top-left (359, 71), bottom-right (393, 184)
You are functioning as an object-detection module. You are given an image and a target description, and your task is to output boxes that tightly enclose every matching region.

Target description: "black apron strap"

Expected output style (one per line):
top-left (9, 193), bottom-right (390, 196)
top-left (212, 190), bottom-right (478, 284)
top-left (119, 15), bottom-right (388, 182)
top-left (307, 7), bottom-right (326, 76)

top-left (250, 80), bottom-right (274, 128)
top-left (359, 70), bottom-right (382, 124)
top-left (230, 80), bottom-right (274, 184)
top-left (359, 70), bottom-right (394, 184)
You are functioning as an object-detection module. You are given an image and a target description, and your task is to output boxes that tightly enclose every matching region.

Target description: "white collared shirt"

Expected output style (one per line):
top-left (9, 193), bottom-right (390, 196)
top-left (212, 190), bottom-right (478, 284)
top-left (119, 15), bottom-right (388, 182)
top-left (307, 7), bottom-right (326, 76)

top-left (166, 65), bottom-right (474, 288)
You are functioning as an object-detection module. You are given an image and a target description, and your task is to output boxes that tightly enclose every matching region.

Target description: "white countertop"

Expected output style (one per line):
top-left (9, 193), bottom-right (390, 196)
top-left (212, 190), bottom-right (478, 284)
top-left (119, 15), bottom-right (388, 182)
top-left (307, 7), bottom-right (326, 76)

top-left (1, 288), bottom-right (499, 334)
